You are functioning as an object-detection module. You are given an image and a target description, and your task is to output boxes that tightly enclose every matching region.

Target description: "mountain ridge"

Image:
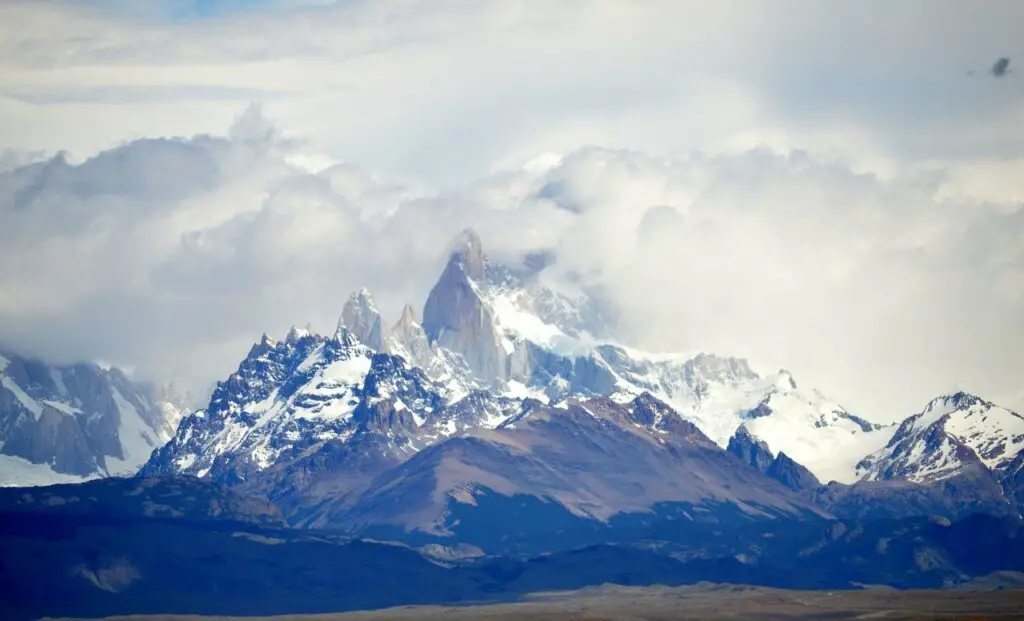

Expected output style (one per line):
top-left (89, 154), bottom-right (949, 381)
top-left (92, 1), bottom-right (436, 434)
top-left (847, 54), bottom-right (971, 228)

top-left (140, 231), bottom-right (1024, 529)
top-left (8, 230), bottom-right (1020, 533)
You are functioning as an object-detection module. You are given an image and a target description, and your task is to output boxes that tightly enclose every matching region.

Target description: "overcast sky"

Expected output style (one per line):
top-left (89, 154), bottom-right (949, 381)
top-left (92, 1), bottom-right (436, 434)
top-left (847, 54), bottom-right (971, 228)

top-left (1, 0), bottom-right (1022, 420)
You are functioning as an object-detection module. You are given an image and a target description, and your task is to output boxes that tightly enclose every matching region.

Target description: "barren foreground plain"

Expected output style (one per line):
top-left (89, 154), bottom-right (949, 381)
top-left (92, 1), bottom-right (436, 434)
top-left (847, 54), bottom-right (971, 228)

top-left (50, 582), bottom-right (1024, 621)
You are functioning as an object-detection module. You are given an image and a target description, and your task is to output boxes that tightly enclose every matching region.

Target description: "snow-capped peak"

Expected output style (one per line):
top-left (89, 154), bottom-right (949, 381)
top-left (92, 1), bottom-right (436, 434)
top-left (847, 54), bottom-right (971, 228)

top-left (285, 325), bottom-right (312, 344)
top-left (143, 324), bottom-right (456, 482)
top-left (332, 325), bottom-right (362, 349)
top-left (857, 392), bottom-right (1024, 485)
top-left (923, 391), bottom-right (987, 415)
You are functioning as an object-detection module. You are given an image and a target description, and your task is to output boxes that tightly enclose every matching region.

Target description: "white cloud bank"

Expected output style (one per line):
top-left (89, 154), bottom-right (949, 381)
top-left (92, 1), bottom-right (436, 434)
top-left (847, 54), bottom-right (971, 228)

top-left (0, 0), bottom-right (1022, 419)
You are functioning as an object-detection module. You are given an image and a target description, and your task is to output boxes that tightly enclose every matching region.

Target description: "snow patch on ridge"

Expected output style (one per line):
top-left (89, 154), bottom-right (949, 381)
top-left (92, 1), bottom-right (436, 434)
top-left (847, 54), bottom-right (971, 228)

top-left (855, 393), bottom-right (1024, 485)
top-left (41, 400), bottom-right (81, 416)
top-left (105, 389), bottom-right (159, 475)
top-left (0, 454), bottom-right (94, 488)
top-left (2, 377), bottom-right (43, 419)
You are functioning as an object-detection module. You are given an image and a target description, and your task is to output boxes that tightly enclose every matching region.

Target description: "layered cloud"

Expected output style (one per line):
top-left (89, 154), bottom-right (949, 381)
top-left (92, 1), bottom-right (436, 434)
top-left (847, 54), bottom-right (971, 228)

top-left (2, 1), bottom-right (1022, 186)
top-left (0, 0), bottom-right (1022, 417)
top-left (1, 106), bottom-right (1022, 419)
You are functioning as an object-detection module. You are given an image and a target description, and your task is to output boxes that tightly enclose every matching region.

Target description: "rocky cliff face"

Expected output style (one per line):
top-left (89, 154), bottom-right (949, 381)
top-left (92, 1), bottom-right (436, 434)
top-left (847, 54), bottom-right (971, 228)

top-left (998, 450), bottom-right (1024, 512)
top-left (727, 426), bottom-right (821, 492)
top-left (727, 426), bottom-right (775, 473)
top-left (766, 452), bottom-right (822, 493)
top-left (422, 229), bottom-right (508, 384)
top-left (0, 350), bottom-right (187, 486)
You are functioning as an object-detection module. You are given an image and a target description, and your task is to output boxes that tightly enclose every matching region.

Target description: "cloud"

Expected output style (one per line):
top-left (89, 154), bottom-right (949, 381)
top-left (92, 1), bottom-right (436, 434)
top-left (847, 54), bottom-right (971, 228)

top-left (0, 1), bottom-right (1023, 418)
top-left (88, 1), bottom-right (337, 20)
top-left (2, 1), bottom-right (1023, 187)
top-left (991, 57), bottom-right (1011, 77)
top-left (1, 108), bottom-right (1022, 422)
top-left (4, 84), bottom-right (289, 106)
top-left (0, 149), bottom-right (47, 173)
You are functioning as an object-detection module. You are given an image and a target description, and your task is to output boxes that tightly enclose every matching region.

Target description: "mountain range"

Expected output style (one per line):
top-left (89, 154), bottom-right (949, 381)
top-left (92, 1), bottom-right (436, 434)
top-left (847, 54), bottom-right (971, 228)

top-left (2, 230), bottom-right (1024, 618)
top-left (130, 230), bottom-right (1024, 547)
top-left (2, 230), bottom-right (1022, 531)
top-left (4, 231), bottom-right (1021, 530)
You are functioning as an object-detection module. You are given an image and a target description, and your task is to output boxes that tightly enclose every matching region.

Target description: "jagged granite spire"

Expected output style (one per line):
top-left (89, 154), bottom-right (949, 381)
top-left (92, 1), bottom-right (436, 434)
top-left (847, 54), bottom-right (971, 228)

top-left (422, 229), bottom-right (506, 383)
top-left (384, 304), bottom-right (434, 369)
top-left (341, 288), bottom-right (385, 351)
top-left (396, 303), bottom-right (418, 327)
